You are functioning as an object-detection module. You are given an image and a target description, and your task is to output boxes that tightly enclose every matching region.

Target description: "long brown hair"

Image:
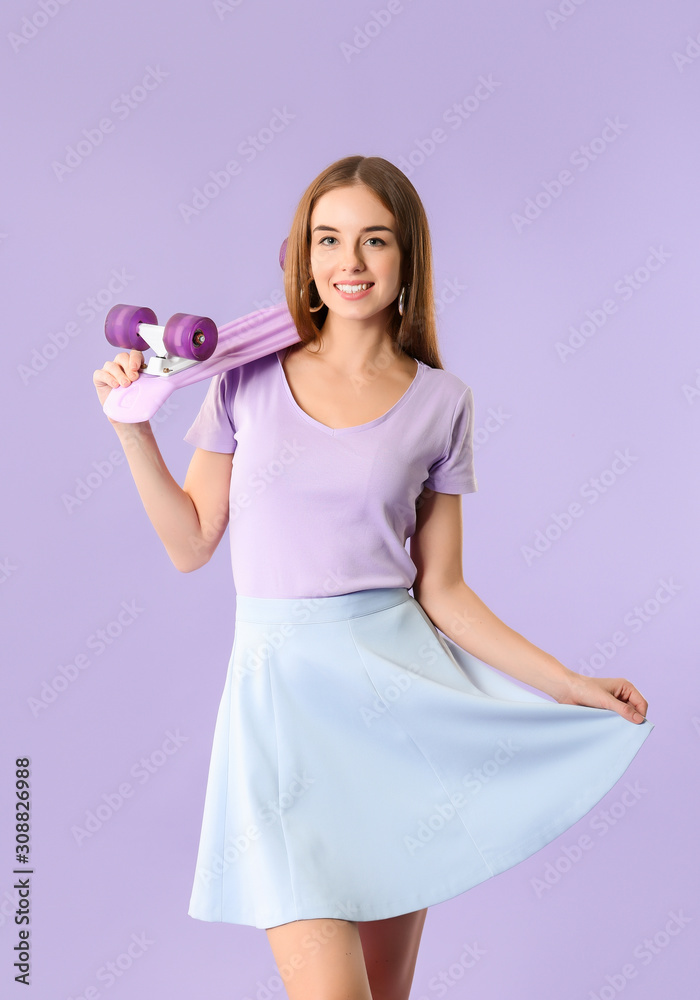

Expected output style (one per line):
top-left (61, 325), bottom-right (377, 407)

top-left (282, 155), bottom-right (445, 370)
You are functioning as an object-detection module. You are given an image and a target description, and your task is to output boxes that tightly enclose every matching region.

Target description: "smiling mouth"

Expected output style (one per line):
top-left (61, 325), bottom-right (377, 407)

top-left (334, 282), bottom-right (374, 293)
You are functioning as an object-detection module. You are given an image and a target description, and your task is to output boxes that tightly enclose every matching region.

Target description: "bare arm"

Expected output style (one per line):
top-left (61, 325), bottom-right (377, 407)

top-left (94, 349), bottom-right (232, 573)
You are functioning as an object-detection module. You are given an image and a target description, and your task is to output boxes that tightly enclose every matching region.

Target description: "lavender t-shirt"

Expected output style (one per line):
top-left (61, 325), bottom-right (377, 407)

top-left (183, 348), bottom-right (478, 598)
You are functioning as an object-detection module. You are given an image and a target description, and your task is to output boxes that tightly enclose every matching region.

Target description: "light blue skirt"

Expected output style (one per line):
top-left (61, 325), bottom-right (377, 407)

top-left (187, 587), bottom-right (654, 930)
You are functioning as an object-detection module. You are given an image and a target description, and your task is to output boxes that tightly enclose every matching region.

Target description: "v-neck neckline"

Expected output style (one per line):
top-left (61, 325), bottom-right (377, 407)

top-left (275, 348), bottom-right (424, 436)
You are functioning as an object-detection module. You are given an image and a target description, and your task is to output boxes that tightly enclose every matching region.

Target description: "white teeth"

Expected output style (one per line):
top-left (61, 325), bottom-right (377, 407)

top-left (336, 283), bottom-right (372, 293)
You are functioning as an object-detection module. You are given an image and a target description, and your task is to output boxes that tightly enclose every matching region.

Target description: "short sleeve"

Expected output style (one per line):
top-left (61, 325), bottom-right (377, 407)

top-left (183, 369), bottom-right (238, 453)
top-left (424, 387), bottom-right (478, 494)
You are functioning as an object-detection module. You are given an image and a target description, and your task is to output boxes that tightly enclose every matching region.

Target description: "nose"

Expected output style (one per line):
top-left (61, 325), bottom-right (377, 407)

top-left (341, 261), bottom-right (363, 274)
top-left (339, 242), bottom-right (365, 271)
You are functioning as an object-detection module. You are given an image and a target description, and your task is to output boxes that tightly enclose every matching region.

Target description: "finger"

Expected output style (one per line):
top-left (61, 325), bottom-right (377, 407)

top-left (101, 360), bottom-right (132, 387)
top-left (113, 351), bottom-right (143, 377)
top-left (625, 689), bottom-right (648, 719)
top-left (608, 696), bottom-right (644, 724)
top-left (93, 367), bottom-right (120, 389)
top-left (614, 680), bottom-right (649, 721)
top-left (127, 349), bottom-right (144, 373)
top-left (604, 686), bottom-right (647, 724)
top-left (93, 369), bottom-right (114, 389)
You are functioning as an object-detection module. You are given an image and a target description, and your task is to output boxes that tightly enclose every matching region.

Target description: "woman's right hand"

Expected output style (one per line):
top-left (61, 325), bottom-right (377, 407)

top-left (93, 350), bottom-right (145, 411)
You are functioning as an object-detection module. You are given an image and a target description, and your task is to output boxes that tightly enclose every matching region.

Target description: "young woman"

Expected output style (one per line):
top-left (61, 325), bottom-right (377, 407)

top-left (93, 155), bottom-right (653, 1000)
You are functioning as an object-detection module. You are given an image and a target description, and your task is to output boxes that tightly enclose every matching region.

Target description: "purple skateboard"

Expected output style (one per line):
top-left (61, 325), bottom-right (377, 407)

top-left (102, 240), bottom-right (300, 423)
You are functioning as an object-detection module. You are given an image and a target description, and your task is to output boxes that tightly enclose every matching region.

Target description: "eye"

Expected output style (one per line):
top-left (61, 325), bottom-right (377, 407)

top-left (318, 236), bottom-right (386, 247)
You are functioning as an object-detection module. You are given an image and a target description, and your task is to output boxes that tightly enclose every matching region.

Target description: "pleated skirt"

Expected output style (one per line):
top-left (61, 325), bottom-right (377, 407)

top-left (187, 586), bottom-right (654, 930)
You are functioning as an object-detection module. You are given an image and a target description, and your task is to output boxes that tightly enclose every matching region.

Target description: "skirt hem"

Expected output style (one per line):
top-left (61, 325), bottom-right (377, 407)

top-left (187, 709), bottom-right (653, 930)
top-left (187, 588), bottom-right (654, 929)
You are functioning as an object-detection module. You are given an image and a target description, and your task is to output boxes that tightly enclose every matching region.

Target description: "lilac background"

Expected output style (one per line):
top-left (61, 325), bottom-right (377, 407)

top-left (2, 0), bottom-right (699, 997)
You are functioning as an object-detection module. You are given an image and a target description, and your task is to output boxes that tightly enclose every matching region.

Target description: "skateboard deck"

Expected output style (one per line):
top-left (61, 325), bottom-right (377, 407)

top-left (102, 301), bottom-right (301, 423)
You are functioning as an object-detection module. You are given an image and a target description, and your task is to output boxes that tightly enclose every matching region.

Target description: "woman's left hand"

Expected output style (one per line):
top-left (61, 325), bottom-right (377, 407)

top-left (556, 673), bottom-right (649, 725)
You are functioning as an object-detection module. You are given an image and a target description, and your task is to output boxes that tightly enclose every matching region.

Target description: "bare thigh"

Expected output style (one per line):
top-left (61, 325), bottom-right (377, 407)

top-left (265, 918), bottom-right (373, 1000)
top-left (358, 908), bottom-right (429, 1000)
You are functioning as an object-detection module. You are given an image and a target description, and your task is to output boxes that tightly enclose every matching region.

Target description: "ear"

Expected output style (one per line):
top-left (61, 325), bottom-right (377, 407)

top-left (279, 237), bottom-right (288, 270)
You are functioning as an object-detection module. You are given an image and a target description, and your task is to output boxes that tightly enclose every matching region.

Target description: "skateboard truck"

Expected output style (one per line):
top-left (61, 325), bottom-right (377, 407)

top-left (101, 245), bottom-right (302, 423)
top-left (104, 304), bottom-right (219, 377)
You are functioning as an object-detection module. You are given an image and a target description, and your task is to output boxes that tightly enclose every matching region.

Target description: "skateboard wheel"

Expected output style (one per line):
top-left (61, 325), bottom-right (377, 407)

top-left (105, 304), bottom-right (156, 351)
top-left (163, 313), bottom-right (218, 362)
top-left (279, 237), bottom-right (288, 270)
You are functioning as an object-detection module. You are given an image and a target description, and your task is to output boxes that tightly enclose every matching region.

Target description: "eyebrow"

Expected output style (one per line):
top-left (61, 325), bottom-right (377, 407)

top-left (311, 225), bottom-right (394, 234)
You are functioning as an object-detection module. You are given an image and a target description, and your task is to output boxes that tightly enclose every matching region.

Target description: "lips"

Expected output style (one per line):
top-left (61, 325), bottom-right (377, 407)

top-left (333, 282), bottom-right (375, 301)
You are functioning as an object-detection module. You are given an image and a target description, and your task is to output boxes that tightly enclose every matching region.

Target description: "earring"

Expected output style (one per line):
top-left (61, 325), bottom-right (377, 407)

top-left (397, 283), bottom-right (408, 316)
top-left (300, 278), bottom-right (325, 313)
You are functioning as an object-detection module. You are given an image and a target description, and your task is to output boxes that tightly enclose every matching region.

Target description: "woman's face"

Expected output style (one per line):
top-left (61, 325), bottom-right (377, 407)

top-left (307, 183), bottom-right (403, 322)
